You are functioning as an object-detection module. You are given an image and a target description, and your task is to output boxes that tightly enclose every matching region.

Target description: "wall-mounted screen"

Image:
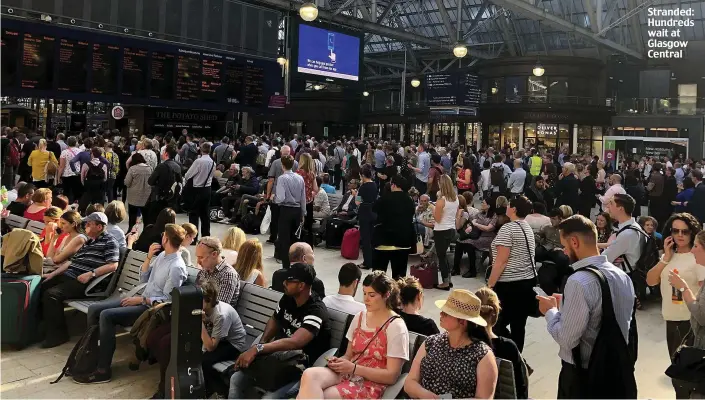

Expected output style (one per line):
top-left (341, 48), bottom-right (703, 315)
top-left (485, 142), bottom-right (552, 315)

top-left (296, 23), bottom-right (360, 81)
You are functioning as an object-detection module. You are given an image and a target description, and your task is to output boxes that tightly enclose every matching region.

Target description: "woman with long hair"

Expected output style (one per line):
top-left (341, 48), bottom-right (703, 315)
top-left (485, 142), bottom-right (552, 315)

top-left (596, 212), bottom-right (613, 249)
top-left (233, 239), bottom-right (266, 287)
top-left (345, 155), bottom-right (362, 189)
top-left (433, 175), bottom-right (459, 290)
top-left (46, 210), bottom-right (84, 260)
top-left (27, 138), bottom-right (58, 188)
top-left (124, 152), bottom-right (152, 230)
top-left (39, 207), bottom-right (65, 255)
top-left (298, 271), bottom-right (409, 399)
top-left (179, 223), bottom-right (198, 267)
top-left (357, 164), bottom-right (377, 270)
top-left (127, 207), bottom-right (176, 252)
top-left (646, 213), bottom-right (704, 398)
top-left (58, 136), bottom-right (82, 203)
top-left (404, 289), bottom-right (497, 399)
top-left (456, 156), bottom-right (474, 193)
top-left (297, 153), bottom-right (319, 246)
top-left (221, 227), bottom-right (246, 265)
top-left (454, 198), bottom-right (498, 278)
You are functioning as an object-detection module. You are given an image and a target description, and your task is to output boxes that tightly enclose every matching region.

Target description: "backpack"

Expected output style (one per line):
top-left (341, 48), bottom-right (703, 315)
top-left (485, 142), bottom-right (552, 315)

top-left (239, 212), bottom-right (260, 235)
top-left (85, 162), bottom-right (104, 183)
top-left (217, 145), bottom-right (233, 166)
top-left (51, 325), bottom-right (100, 384)
top-left (570, 266), bottom-right (637, 399)
top-left (490, 165), bottom-right (507, 192)
top-left (184, 142), bottom-right (198, 162)
top-left (616, 224), bottom-right (659, 276)
top-left (7, 140), bottom-right (20, 167)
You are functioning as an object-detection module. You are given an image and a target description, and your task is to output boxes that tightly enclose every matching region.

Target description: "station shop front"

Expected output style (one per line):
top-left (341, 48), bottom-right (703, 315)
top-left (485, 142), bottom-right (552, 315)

top-left (363, 121), bottom-right (481, 148)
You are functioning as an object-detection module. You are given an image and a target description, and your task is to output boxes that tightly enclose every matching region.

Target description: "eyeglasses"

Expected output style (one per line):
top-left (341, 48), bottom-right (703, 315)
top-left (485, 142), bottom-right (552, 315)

top-left (198, 240), bottom-right (219, 252)
top-left (672, 228), bottom-right (691, 236)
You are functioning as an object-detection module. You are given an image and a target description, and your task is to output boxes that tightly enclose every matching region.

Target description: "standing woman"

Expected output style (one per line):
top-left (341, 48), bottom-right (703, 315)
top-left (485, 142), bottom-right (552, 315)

top-left (577, 163), bottom-right (597, 218)
top-left (373, 175), bottom-right (416, 280)
top-left (646, 213), bottom-right (704, 398)
top-left (433, 175), bottom-right (459, 290)
top-left (58, 136), bottom-right (82, 204)
top-left (79, 147), bottom-right (108, 214)
top-left (123, 152), bottom-right (152, 231)
top-left (596, 212), bottom-right (613, 249)
top-left (297, 153), bottom-right (319, 246)
top-left (357, 164), bottom-right (377, 270)
top-left (486, 195), bottom-right (536, 352)
top-left (456, 156), bottom-right (474, 194)
top-left (27, 138), bottom-right (58, 188)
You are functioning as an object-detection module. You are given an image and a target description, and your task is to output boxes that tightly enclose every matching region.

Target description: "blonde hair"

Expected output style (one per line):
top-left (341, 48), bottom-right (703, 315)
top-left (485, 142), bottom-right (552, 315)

top-left (182, 223), bottom-right (198, 237)
top-left (43, 206), bottom-right (63, 220)
top-left (105, 201), bottom-right (127, 224)
top-left (559, 205), bottom-right (574, 218)
top-left (299, 153), bottom-right (315, 175)
top-left (222, 227), bottom-right (246, 252)
top-left (475, 287), bottom-right (501, 327)
top-left (439, 174), bottom-right (457, 202)
top-left (38, 138), bottom-right (47, 151)
top-left (32, 188), bottom-right (52, 204)
top-left (233, 239), bottom-right (264, 283)
top-left (496, 196), bottom-right (509, 208)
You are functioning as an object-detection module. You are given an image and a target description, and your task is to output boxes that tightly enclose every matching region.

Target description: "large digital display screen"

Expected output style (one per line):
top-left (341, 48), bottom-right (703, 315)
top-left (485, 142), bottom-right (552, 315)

top-left (296, 24), bottom-right (360, 81)
top-left (1, 18), bottom-right (283, 111)
top-left (425, 71), bottom-right (481, 107)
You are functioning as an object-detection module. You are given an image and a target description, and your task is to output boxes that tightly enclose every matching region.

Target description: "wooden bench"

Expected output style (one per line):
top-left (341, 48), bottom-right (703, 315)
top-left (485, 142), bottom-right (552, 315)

top-left (4, 214), bottom-right (29, 230)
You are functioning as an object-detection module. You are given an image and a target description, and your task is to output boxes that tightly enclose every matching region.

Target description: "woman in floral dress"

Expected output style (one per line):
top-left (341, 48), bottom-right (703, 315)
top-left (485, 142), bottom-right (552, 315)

top-left (298, 271), bottom-right (409, 399)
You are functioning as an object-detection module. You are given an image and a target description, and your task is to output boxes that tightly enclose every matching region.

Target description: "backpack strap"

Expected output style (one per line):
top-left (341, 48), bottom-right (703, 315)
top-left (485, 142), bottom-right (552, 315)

top-left (615, 224), bottom-right (648, 272)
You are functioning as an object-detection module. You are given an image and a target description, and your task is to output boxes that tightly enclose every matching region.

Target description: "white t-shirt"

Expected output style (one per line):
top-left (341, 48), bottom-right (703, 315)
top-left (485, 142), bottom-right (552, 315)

top-left (660, 252), bottom-right (705, 321)
top-left (434, 197), bottom-right (458, 231)
top-left (346, 311), bottom-right (410, 361)
top-left (323, 294), bottom-right (366, 315)
top-left (525, 214), bottom-right (552, 234)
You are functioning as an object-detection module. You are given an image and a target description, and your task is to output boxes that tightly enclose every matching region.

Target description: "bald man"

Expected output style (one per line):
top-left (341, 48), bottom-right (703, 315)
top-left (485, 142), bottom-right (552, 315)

top-left (271, 242), bottom-right (326, 298)
top-left (266, 145), bottom-right (299, 247)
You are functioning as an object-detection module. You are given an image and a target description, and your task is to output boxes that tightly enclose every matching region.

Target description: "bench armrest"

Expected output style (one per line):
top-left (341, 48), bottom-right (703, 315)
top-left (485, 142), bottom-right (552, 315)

top-left (313, 348), bottom-right (338, 368)
top-left (85, 272), bottom-right (114, 297)
top-left (124, 283), bottom-right (148, 298)
top-left (382, 373), bottom-right (408, 399)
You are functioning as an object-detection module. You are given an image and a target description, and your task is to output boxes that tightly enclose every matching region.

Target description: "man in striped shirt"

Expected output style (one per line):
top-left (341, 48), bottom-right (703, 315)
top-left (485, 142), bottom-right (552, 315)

top-left (40, 212), bottom-right (120, 348)
top-left (537, 215), bottom-right (635, 398)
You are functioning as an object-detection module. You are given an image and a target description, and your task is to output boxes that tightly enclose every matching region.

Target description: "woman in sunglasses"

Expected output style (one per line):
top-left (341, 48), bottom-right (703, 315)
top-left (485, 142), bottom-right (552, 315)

top-left (646, 212), bottom-right (704, 398)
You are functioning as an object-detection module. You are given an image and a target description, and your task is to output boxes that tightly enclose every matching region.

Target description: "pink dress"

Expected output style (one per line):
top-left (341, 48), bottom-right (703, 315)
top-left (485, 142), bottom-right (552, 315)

top-left (335, 316), bottom-right (394, 399)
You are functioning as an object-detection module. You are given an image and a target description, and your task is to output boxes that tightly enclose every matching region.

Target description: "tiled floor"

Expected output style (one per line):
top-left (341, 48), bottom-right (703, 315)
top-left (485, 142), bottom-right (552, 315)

top-left (1, 214), bottom-right (676, 399)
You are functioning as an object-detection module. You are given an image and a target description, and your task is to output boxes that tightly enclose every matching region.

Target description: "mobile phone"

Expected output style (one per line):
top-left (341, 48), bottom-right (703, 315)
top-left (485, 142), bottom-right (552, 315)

top-left (533, 286), bottom-right (548, 297)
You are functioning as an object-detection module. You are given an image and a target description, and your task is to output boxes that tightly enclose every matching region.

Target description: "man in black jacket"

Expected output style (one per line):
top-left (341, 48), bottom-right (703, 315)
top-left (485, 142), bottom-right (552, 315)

top-left (555, 162), bottom-right (580, 214)
top-left (221, 166), bottom-right (260, 220)
top-left (687, 169), bottom-right (705, 225)
top-left (147, 144), bottom-right (182, 224)
top-left (234, 135), bottom-right (258, 167)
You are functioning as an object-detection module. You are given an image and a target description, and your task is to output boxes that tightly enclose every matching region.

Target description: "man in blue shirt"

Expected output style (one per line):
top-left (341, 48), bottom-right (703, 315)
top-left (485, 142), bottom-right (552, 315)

top-left (320, 173), bottom-right (336, 194)
top-left (409, 144), bottom-right (430, 194)
top-left (75, 224), bottom-right (188, 384)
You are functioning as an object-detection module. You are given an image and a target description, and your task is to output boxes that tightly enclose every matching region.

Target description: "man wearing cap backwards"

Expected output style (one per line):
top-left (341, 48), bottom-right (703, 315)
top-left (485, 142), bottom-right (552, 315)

top-left (229, 263), bottom-right (331, 399)
top-left (40, 212), bottom-right (120, 348)
top-left (74, 224), bottom-right (188, 384)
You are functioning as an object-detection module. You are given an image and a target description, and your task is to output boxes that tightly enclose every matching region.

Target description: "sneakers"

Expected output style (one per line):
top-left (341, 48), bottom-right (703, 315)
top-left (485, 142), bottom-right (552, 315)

top-left (73, 370), bottom-right (112, 384)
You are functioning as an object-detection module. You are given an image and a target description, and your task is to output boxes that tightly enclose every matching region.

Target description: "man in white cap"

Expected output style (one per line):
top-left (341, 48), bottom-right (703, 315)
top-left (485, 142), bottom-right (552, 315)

top-left (40, 212), bottom-right (120, 348)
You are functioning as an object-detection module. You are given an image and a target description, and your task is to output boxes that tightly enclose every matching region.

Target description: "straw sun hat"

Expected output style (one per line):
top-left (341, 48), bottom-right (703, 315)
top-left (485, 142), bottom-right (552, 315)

top-left (435, 289), bottom-right (487, 327)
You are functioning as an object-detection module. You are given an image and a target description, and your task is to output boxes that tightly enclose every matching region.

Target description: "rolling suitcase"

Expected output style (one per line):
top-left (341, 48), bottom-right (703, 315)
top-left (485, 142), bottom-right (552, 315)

top-left (325, 218), bottom-right (348, 249)
top-left (1, 273), bottom-right (41, 349)
top-left (341, 228), bottom-right (361, 260)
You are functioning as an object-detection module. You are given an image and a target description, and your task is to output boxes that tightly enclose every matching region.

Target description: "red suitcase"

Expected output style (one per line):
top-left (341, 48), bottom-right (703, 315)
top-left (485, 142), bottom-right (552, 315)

top-left (341, 228), bottom-right (360, 260)
top-left (410, 261), bottom-right (438, 289)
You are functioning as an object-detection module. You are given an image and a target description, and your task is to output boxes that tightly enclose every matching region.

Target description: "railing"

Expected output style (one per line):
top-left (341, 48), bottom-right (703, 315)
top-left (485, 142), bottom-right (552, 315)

top-left (613, 97), bottom-right (705, 116)
top-left (363, 95), bottom-right (612, 112)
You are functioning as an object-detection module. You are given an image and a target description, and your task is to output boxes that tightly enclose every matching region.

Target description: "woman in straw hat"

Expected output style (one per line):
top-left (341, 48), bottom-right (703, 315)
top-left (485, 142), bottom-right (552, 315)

top-left (404, 289), bottom-right (498, 399)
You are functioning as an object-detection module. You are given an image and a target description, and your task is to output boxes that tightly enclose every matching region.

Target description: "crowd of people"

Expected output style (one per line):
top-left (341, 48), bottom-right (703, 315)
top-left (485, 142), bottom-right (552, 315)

top-left (2, 125), bottom-right (705, 399)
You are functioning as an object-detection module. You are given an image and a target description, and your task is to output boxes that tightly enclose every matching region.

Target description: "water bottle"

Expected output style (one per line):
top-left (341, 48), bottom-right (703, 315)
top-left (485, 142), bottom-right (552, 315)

top-left (671, 268), bottom-right (684, 304)
top-left (0, 186), bottom-right (8, 208)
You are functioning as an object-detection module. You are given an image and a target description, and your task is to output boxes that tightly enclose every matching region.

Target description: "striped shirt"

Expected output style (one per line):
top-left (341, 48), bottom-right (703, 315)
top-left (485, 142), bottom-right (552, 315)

top-left (492, 220), bottom-right (536, 282)
top-left (197, 259), bottom-right (241, 307)
top-left (545, 255), bottom-right (635, 368)
top-left (65, 232), bottom-right (120, 279)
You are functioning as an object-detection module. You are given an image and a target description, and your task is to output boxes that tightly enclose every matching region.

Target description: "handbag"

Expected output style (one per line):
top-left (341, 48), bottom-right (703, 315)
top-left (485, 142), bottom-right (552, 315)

top-left (260, 206), bottom-right (272, 235)
top-left (458, 220), bottom-right (481, 241)
top-left (243, 350), bottom-right (309, 392)
top-left (414, 235), bottom-right (424, 255)
top-left (665, 330), bottom-right (705, 393)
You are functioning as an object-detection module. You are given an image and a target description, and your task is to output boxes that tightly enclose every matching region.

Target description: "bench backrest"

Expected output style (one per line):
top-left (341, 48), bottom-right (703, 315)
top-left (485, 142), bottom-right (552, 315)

top-left (495, 358), bottom-right (517, 399)
top-left (328, 193), bottom-right (343, 212)
top-left (25, 220), bottom-right (45, 235)
top-left (5, 214), bottom-right (29, 230)
top-left (114, 250), bottom-right (149, 295)
top-left (403, 332), bottom-right (427, 373)
top-left (186, 265), bottom-right (200, 285)
top-left (236, 282), bottom-right (283, 346)
top-left (327, 308), bottom-right (354, 352)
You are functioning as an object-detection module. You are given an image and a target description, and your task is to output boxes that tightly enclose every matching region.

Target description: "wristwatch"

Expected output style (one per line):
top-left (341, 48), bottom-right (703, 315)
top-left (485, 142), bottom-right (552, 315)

top-left (678, 287), bottom-right (686, 293)
top-left (91, 271), bottom-right (96, 278)
top-left (255, 343), bottom-right (264, 353)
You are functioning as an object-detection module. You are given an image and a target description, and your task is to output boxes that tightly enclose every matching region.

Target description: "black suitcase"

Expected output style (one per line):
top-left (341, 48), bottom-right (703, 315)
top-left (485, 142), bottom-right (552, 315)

top-left (325, 218), bottom-right (350, 249)
top-left (1, 273), bottom-right (41, 349)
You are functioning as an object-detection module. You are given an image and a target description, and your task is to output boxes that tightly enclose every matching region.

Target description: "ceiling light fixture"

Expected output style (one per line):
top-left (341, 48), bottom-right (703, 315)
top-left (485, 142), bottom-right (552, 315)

top-left (299, 2), bottom-right (319, 21)
top-left (277, 56), bottom-right (287, 66)
top-left (453, 42), bottom-right (468, 58)
top-left (410, 78), bottom-right (420, 88)
top-left (363, 91), bottom-right (370, 97)
top-left (532, 60), bottom-right (545, 77)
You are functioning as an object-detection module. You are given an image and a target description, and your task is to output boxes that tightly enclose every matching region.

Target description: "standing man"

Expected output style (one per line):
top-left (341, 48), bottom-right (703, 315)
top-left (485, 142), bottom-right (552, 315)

top-left (537, 215), bottom-right (635, 398)
top-left (687, 169), bottom-right (705, 225)
top-left (507, 158), bottom-right (527, 198)
top-left (266, 145), bottom-right (298, 246)
top-left (333, 141), bottom-right (345, 190)
top-left (184, 142), bottom-right (216, 239)
top-left (275, 155), bottom-right (307, 269)
top-left (409, 143), bottom-right (430, 194)
top-left (148, 144), bottom-right (182, 224)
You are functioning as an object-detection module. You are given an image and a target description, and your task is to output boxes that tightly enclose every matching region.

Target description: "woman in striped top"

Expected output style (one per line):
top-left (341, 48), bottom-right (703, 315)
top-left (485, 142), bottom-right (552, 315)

top-left (487, 195), bottom-right (536, 352)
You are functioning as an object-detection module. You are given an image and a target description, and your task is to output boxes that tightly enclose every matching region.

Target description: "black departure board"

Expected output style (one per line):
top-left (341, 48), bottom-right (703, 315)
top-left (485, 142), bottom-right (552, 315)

top-left (425, 71), bottom-right (481, 107)
top-left (91, 43), bottom-right (120, 94)
top-left (175, 55), bottom-right (200, 101)
top-left (244, 64), bottom-right (264, 107)
top-left (200, 57), bottom-right (222, 101)
top-left (21, 33), bottom-right (55, 89)
top-left (150, 51), bottom-right (175, 99)
top-left (122, 47), bottom-right (148, 96)
top-left (224, 62), bottom-right (245, 104)
top-left (57, 38), bottom-right (88, 92)
top-left (459, 73), bottom-right (480, 107)
top-left (1, 29), bottom-right (20, 88)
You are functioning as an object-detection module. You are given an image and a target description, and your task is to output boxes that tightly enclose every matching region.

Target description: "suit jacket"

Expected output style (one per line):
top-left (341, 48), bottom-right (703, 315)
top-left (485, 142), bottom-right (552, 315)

top-left (335, 192), bottom-right (358, 217)
top-left (688, 183), bottom-right (705, 224)
top-left (578, 175), bottom-right (597, 208)
top-left (555, 174), bottom-right (580, 212)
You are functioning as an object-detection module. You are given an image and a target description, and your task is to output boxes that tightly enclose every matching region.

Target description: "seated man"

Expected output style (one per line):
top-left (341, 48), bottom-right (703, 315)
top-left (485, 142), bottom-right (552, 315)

top-left (271, 242), bottom-right (326, 298)
top-left (319, 174), bottom-right (336, 194)
top-left (40, 212), bottom-right (120, 348)
top-left (7, 182), bottom-right (33, 216)
top-left (201, 280), bottom-right (248, 398)
top-left (332, 179), bottom-right (358, 221)
top-left (75, 223), bottom-right (188, 384)
top-left (414, 194), bottom-right (435, 245)
top-left (322, 262), bottom-right (365, 315)
top-left (229, 263), bottom-right (331, 399)
top-left (221, 166), bottom-right (261, 222)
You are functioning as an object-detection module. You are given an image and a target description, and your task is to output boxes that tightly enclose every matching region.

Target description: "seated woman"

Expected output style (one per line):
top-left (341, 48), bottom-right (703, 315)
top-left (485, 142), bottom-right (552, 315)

top-left (39, 206), bottom-right (66, 255)
top-left (397, 277), bottom-right (440, 336)
top-left (404, 289), bottom-right (497, 399)
top-left (233, 239), bottom-right (266, 286)
top-left (24, 188), bottom-right (52, 222)
top-left (453, 198), bottom-right (498, 278)
top-left (298, 271), bottom-right (410, 399)
top-left (127, 208), bottom-right (176, 252)
top-left (221, 227), bottom-right (246, 265)
top-left (313, 176), bottom-right (331, 219)
top-left (43, 210), bottom-right (86, 275)
top-left (475, 287), bottom-right (529, 399)
top-left (179, 223), bottom-right (198, 266)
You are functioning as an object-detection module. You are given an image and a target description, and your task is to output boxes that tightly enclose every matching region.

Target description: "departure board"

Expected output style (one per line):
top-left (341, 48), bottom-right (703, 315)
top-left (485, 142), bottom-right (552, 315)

top-left (175, 55), bottom-right (200, 101)
top-left (122, 47), bottom-right (148, 97)
top-left (91, 43), bottom-right (120, 94)
top-left (200, 57), bottom-right (223, 101)
top-left (57, 38), bottom-right (88, 92)
top-left (1, 29), bottom-right (20, 88)
top-left (150, 51), bottom-right (175, 99)
top-left (21, 33), bottom-right (55, 89)
top-left (224, 62), bottom-right (245, 104)
top-left (244, 64), bottom-right (264, 107)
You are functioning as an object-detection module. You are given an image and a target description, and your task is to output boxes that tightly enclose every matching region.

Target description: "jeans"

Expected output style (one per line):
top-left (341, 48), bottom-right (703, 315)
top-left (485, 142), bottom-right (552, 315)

top-left (188, 186), bottom-right (212, 237)
top-left (433, 229), bottom-right (455, 284)
top-left (221, 195), bottom-right (240, 218)
top-left (228, 371), bottom-right (298, 399)
top-left (453, 242), bottom-right (477, 276)
top-left (358, 207), bottom-right (375, 268)
top-left (41, 274), bottom-right (87, 340)
top-left (374, 249), bottom-right (409, 280)
top-left (333, 164), bottom-right (343, 190)
top-left (86, 299), bottom-right (148, 370)
top-left (203, 341), bottom-right (241, 397)
top-left (61, 175), bottom-right (82, 204)
top-left (493, 277), bottom-right (537, 352)
top-left (237, 194), bottom-right (262, 218)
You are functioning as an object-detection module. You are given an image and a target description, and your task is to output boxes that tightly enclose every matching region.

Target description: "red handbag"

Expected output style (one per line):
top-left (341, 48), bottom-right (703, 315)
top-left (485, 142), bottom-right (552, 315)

top-left (410, 261), bottom-right (438, 289)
